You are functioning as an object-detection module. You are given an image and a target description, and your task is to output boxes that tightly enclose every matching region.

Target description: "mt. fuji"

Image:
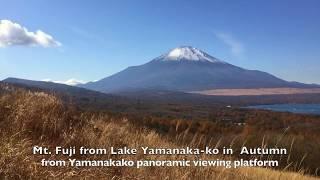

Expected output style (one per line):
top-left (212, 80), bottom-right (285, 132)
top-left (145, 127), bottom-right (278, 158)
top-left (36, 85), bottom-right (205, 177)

top-left (82, 46), bottom-right (317, 93)
top-left (154, 46), bottom-right (225, 63)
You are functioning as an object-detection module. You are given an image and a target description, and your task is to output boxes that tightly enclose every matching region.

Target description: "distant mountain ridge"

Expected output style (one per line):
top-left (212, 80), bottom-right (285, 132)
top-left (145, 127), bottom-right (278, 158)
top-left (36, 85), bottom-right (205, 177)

top-left (3, 77), bottom-right (91, 93)
top-left (82, 46), bottom-right (319, 92)
top-left (1, 77), bottom-right (134, 111)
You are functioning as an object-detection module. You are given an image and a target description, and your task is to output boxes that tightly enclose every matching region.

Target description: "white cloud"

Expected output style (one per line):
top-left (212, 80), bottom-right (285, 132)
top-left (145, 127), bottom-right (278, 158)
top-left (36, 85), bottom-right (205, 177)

top-left (214, 32), bottom-right (244, 57)
top-left (42, 78), bottom-right (86, 86)
top-left (0, 20), bottom-right (61, 47)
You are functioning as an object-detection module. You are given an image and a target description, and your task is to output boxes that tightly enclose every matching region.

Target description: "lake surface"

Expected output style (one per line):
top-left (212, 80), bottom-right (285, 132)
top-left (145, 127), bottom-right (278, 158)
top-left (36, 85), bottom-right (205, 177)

top-left (247, 104), bottom-right (320, 115)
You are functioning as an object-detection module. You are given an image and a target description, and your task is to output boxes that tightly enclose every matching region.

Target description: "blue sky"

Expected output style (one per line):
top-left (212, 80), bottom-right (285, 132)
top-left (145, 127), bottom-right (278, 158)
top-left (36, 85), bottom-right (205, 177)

top-left (0, 0), bottom-right (320, 84)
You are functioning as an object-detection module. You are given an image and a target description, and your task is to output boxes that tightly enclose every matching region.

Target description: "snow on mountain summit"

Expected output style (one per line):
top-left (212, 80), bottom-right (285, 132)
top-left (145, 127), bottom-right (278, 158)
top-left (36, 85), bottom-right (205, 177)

top-left (155, 46), bottom-right (225, 63)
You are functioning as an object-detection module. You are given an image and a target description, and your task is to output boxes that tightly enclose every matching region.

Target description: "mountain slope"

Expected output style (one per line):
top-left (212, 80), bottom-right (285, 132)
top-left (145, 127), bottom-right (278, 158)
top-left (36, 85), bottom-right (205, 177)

top-left (82, 46), bottom-right (317, 92)
top-left (2, 77), bottom-right (135, 111)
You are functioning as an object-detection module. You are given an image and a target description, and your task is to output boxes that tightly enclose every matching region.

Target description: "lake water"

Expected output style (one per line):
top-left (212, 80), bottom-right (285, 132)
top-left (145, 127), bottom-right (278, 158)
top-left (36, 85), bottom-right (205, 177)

top-left (246, 104), bottom-right (320, 115)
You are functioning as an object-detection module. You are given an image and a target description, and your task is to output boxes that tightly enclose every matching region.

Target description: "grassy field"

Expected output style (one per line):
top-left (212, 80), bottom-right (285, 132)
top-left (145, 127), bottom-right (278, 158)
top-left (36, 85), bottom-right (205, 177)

top-left (192, 88), bottom-right (320, 96)
top-left (0, 87), bottom-right (319, 179)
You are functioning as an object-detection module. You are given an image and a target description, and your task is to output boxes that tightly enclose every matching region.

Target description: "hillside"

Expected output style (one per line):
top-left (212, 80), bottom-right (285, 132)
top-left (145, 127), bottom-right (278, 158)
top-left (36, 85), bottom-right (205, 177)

top-left (1, 78), bottom-right (139, 112)
top-left (0, 86), bottom-right (318, 179)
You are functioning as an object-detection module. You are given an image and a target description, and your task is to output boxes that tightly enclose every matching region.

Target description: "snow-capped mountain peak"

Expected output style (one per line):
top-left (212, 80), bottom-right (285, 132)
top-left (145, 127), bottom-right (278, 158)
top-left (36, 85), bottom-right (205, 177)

top-left (156, 46), bottom-right (225, 63)
top-left (82, 45), bottom-right (316, 93)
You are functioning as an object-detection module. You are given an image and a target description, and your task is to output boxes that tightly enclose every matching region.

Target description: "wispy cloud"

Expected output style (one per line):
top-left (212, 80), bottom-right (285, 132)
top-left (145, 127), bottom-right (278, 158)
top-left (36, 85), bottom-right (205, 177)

top-left (70, 26), bottom-right (106, 44)
top-left (42, 78), bottom-right (86, 86)
top-left (70, 26), bottom-right (97, 40)
top-left (214, 32), bottom-right (244, 57)
top-left (0, 20), bottom-right (61, 48)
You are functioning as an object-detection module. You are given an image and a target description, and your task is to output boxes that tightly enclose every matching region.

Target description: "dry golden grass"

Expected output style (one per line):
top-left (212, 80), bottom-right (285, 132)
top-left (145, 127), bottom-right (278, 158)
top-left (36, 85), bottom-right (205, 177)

top-left (191, 88), bottom-right (320, 96)
top-left (0, 89), bottom-right (318, 179)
